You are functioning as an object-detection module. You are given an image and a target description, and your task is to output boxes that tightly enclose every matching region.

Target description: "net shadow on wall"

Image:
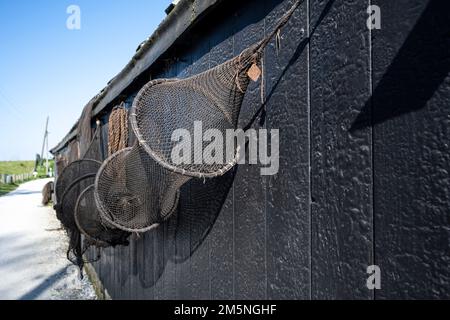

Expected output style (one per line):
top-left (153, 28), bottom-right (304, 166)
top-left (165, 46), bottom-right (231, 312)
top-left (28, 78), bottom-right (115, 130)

top-left (350, 0), bottom-right (450, 132)
top-left (135, 167), bottom-right (236, 289)
top-left (173, 166), bottom-right (237, 263)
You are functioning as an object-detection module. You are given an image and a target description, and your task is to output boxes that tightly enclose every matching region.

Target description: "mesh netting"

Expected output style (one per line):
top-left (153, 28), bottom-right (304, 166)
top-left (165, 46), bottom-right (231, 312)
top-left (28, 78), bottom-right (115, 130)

top-left (53, 128), bottom-right (106, 272)
top-left (59, 174), bottom-right (96, 230)
top-left (68, 140), bottom-right (80, 163)
top-left (70, 0), bottom-right (302, 237)
top-left (75, 185), bottom-right (130, 247)
top-left (130, 0), bottom-right (303, 178)
top-left (130, 49), bottom-right (258, 178)
top-left (78, 101), bottom-right (95, 157)
top-left (94, 144), bottom-right (187, 232)
top-left (59, 174), bottom-right (97, 270)
top-left (54, 159), bottom-right (102, 205)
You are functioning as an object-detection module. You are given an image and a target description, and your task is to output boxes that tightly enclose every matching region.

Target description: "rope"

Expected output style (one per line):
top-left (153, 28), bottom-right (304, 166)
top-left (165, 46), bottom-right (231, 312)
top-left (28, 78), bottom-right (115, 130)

top-left (108, 103), bottom-right (129, 156)
top-left (254, 0), bottom-right (304, 54)
top-left (244, 0), bottom-right (304, 133)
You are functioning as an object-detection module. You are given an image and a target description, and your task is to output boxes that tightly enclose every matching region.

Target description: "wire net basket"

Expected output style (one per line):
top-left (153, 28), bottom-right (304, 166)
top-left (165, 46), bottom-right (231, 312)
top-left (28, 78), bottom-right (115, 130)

top-left (94, 143), bottom-right (187, 232)
top-left (130, 0), bottom-right (302, 178)
top-left (75, 185), bottom-right (130, 247)
top-left (54, 159), bottom-right (102, 205)
top-left (59, 174), bottom-right (96, 269)
top-left (130, 47), bottom-right (259, 178)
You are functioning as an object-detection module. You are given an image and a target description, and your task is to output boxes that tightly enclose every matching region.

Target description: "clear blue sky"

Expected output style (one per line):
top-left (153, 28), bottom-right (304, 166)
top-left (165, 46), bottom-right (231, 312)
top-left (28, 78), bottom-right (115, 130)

top-left (0, 0), bottom-right (171, 160)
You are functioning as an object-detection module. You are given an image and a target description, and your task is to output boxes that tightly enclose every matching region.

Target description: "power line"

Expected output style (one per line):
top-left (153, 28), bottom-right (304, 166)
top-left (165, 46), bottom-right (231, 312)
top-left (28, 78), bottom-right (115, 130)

top-left (0, 87), bottom-right (24, 119)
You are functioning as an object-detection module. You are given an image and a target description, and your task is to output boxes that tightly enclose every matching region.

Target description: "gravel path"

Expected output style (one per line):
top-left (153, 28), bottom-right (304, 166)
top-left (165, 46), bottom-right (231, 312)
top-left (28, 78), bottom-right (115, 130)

top-left (0, 178), bottom-right (96, 300)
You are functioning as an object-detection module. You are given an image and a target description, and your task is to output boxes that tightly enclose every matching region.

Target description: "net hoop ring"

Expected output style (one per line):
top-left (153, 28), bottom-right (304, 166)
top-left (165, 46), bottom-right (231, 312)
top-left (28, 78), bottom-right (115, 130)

top-left (74, 185), bottom-right (109, 247)
top-left (55, 159), bottom-right (102, 202)
top-left (94, 147), bottom-right (179, 233)
top-left (130, 78), bottom-right (241, 179)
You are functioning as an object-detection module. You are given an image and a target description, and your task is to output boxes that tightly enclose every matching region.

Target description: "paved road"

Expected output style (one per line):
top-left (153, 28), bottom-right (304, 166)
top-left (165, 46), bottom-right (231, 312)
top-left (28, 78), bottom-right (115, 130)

top-left (0, 178), bottom-right (96, 300)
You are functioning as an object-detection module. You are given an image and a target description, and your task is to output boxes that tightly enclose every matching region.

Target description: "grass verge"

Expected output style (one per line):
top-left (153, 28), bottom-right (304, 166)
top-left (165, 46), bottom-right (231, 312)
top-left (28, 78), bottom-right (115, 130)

top-left (0, 161), bottom-right (35, 175)
top-left (0, 182), bottom-right (19, 196)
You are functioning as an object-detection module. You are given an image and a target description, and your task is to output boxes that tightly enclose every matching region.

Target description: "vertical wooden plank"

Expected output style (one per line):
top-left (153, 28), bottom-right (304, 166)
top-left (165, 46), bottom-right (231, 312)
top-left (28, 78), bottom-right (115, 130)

top-left (158, 64), bottom-right (179, 301)
top-left (151, 69), bottom-right (169, 301)
top-left (232, 0), bottom-right (267, 300)
top-left (101, 247), bottom-right (113, 298)
top-left (99, 120), bottom-right (117, 299)
top-left (128, 235), bottom-right (138, 300)
top-left (264, 0), bottom-right (310, 299)
top-left (310, 0), bottom-right (373, 299)
top-left (152, 222), bottom-right (165, 300)
top-left (370, 0), bottom-right (450, 299)
top-left (139, 232), bottom-right (156, 299)
top-left (183, 39), bottom-right (212, 301)
top-left (207, 7), bottom-right (235, 300)
top-left (172, 51), bottom-right (194, 300)
top-left (115, 242), bottom-right (125, 299)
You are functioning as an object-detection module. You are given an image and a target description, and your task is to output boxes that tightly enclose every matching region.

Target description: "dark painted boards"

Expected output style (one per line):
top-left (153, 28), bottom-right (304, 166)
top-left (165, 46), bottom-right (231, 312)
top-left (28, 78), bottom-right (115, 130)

top-left (264, 0), bottom-right (310, 300)
top-left (310, 0), bottom-right (373, 299)
top-left (77, 0), bottom-right (450, 300)
top-left (371, 0), bottom-right (450, 299)
top-left (232, 0), bottom-right (267, 300)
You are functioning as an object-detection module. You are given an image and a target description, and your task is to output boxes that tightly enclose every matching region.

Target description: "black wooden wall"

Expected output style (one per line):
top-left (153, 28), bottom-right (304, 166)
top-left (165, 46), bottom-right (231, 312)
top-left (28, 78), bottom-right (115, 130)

top-left (82, 0), bottom-right (450, 299)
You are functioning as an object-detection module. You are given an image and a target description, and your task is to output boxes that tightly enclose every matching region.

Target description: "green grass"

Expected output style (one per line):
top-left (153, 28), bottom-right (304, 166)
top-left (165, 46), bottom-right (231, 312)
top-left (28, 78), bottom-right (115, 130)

top-left (0, 160), bottom-right (54, 177)
top-left (0, 160), bottom-right (55, 197)
top-left (0, 161), bottom-right (35, 175)
top-left (0, 182), bottom-right (19, 196)
top-left (36, 160), bottom-right (55, 177)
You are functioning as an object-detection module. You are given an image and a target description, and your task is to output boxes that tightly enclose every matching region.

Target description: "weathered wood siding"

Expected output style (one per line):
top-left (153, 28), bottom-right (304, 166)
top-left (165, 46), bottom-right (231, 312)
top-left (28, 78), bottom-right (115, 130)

top-left (77, 0), bottom-right (450, 299)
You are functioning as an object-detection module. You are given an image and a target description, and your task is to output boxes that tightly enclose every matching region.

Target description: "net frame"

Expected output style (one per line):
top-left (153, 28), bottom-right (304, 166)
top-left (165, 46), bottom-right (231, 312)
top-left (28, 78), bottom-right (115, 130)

top-left (75, 184), bottom-right (130, 247)
top-left (93, 145), bottom-right (183, 233)
top-left (54, 159), bottom-right (102, 204)
top-left (58, 173), bottom-right (96, 230)
top-left (75, 185), bottom-right (110, 247)
top-left (129, 63), bottom-right (248, 179)
top-left (129, 0), bottom-right (303, 179)
top-left (89, 0), bottom-right (303, 234)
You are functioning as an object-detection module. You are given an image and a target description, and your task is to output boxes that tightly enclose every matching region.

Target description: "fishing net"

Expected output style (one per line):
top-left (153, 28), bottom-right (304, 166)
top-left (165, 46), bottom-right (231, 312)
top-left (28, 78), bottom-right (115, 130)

top-left (108, 103), bottom-right (129, 156)
top-left (54, 125), bottom-right (116, 272)
top-left (93, 51), bottom-right (254, 231)
top-left (77, 100), bottom-right (95, 157)
top-left (54, 127), bottom-right (103, 208)
top-left (59, 174), bottom-right (96, 270)
top-left (129, 0), bottom-right (302, 179)
top-left (92, 0), bottom-right (302, 232)
top-left (94, 143), bottom-right (187, 232)
top-left (129, 49), bottom-right (256, 178)
top-left (60, 175), bottom-right (95, 231)
top-left (75, 185), bottom-right (130, 247)
top-left (54, 159), bottom-right (102, 207)
top-left (68, 140), bottom-right (80, 163)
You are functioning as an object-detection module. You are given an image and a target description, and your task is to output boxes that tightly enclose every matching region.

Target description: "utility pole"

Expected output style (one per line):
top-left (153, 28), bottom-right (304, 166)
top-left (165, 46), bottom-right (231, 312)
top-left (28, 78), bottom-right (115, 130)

top-left (40, 116), bottom-right (49, 176)
top-left (46, 127), bottom-right (49, 176)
